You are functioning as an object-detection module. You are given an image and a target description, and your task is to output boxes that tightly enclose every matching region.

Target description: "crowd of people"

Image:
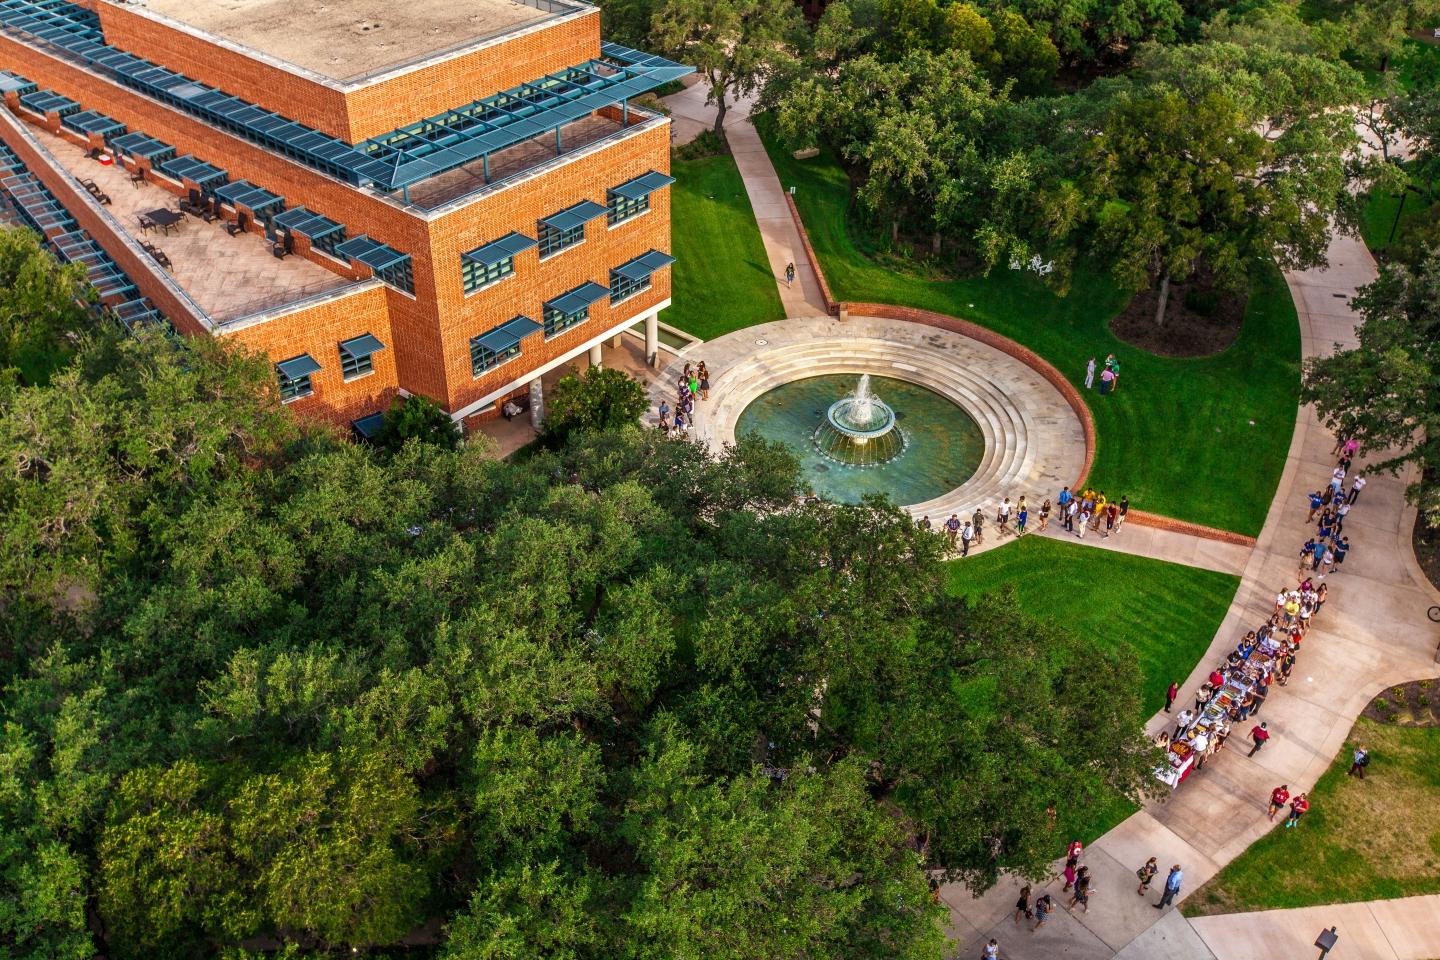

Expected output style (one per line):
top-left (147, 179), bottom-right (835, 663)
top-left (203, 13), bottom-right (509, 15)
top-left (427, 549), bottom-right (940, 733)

top-left (920, 486), bottom-right (1130, 557)
top-left (656, 360), bottom-right (710, 437)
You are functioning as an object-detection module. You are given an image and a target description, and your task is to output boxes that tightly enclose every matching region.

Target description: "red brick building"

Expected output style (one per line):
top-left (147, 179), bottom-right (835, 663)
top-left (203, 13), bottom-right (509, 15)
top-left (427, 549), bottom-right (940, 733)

top-left (0, 0), bottom-right (685, 432)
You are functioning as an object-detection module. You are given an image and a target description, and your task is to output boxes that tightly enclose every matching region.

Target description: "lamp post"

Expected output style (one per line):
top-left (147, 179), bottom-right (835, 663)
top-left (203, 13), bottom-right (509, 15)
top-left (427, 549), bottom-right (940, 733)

top-left (1315, 925), bottom-right (1339, 959)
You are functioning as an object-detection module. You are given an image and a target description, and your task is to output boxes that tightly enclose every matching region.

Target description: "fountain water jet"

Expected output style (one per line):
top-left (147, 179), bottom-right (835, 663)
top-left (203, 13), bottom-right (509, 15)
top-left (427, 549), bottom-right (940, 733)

top-left (812, 374), bottom-right (906, 466)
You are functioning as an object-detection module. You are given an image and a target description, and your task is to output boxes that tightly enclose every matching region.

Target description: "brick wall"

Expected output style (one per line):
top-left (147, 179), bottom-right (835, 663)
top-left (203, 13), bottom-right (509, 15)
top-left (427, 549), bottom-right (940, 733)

top-left (221, 282), bottom-right (400, 426)
top-left (94, 4), bottom-right (601, 144)
top-left (426, 121), bottom-right (671, 414)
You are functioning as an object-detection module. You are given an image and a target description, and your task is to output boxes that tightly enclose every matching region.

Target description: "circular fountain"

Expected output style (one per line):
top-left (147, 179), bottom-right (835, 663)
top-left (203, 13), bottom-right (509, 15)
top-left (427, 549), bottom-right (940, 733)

top-left (812, 374), bottom-right (905, 466)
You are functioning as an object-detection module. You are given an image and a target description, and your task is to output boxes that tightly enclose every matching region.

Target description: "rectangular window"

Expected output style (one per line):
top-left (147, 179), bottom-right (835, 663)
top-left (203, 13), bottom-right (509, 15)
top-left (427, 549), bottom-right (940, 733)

top-left (607, 190), bottom-right (650, 226)
top-left (471, 335), bottom-right (521, 375)
top-left (543, 305), bottom-right (588, 338)
top-left (462, 255), bottom-right (513, 293)
top-left (339, 347), bottom-right (373, 380)
top-left (375, 258), bottom-right (413, 294)
top-left (312, 229), bottom-right (345, 257)
top-left (278, 370), bottom-right (312, 401)
top-left (609, 270), bottom-right (651, 303)
top-left (538, 221), bottom-right (584, 258)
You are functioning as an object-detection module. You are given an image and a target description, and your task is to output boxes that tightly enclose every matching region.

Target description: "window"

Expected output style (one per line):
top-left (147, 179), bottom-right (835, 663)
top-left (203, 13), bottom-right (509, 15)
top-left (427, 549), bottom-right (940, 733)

top-left (471, 335), bottom-right (520, 374)
top-left (609, 269), bottom-right (650, 303)
top-left (543, 304), bottom-right (588, 338)
top-left (275, 354), bottom-right (320, 402)
top-left (375, 258), bottom-right (413, 294)
top-left (312, 228), bottom-right (345, 257)
top-left (462, 255), bottom-right (513, 293)
top-left (538, 221), bottom-right (583, 258)
top-left (607, 190), bottom-right (649, 226)
top-left (338, 333), bottom-right (385, 381)
top-left (279, 370), bottom-right (312, 401)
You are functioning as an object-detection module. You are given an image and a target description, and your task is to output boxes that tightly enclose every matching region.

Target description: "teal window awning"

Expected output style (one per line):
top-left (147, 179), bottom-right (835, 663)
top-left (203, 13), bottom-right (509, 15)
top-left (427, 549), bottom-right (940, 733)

top-left (271, 206), bottom-right (344, 240)
top-left (335, 235), bottom-right (408, 271)
top-left (612, 250), bottom-right (676, 282)
top-left (161, 154), bottom-right (228, 187)
top-left (352, 411), bottom-right (386, 440)
top-left (62, 110), bottom-right (125, 138)
top-left (547, 281), bottom-right (610, 315)
top-left (213, 179), bottom-right (284, 212)
top-left (462, 232), bottom-right (537, 267)
top-left (539, 199), bottom-right (607, 232)
top-left (475, 315), bottom-right (541, 354)
top-left (110, 132), bottom-right (176, 161)
top-left (339, 332), bottom-right (385, 357)
top-left (20, 90), bottom-right (80, 116)
top-left (610, 171), bottom-right (675, 200)
top-left (276, 354), bottom-right (321, 379)
top-left (0, 72), bottom-right (37, 96)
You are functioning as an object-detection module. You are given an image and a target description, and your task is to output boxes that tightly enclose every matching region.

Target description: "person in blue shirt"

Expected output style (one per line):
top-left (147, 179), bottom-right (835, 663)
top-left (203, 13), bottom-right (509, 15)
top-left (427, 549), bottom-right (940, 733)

top-left (1058, 486), bottom-right (1073, 509)
top-left (1307, 490), bottom-right (1324, 522)
top-left (1155, 864), bottom-right (1183, 909)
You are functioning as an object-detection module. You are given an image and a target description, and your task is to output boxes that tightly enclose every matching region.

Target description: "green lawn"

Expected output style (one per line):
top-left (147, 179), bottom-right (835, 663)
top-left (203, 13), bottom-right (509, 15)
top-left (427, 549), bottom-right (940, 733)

top-left (665, 150), bottom-right (785, 341)
top-left (1185, 718), bottom-right (1440, 915)
top-left (759, 116), bottom-right (1301, 536)
top-left (1360, 164), bottom-right (1436, 257)
top-left (945, 536), bottom-right (1239, 840)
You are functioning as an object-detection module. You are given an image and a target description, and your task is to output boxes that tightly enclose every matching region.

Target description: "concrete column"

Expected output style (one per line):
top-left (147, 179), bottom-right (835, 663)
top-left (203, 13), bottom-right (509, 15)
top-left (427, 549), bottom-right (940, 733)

top-left (644, 311), bottom-right (659, 368)
top-left (588, 343), bottom-right (603, 369)
top-left (528, 378), bottom-right (544, 429)
top-left (610, 334), bottom-right (622, 348)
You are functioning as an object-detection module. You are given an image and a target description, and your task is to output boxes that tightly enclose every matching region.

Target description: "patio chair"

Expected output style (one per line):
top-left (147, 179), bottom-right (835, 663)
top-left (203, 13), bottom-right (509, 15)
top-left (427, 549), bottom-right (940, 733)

top-left (226, 211), bottom-right (250, 237)
top-left (93, 189), bottom-right (111, 206)
top-left (130, 171), bottom-right (147, 188)
top-left (136, 214), bottom-right (155, 234)
top-left (151, 249), bottom-right (172, 270)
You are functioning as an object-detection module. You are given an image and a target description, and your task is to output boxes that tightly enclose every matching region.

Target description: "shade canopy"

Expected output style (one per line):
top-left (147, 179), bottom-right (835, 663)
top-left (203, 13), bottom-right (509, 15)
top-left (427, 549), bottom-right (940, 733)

top-left (610, 170), bottom-right (675, 200)
top-left (271, 206), bottom-right (345, 241)
top-left (161, 154), bottom-right (228, 187)
top-left (110, 132), bottom-right (176, 161)
top-left (474, 315), bottom-right (541, 354)
top-left (335, 235), bottom-right (409, 271)
top-left (462, 232), bottom-right (537, 267)
top-left (20, 89), bottom-right (79, 116)
top-left (213, 179), bottom-right (284, 213)
top-left (539, 199), bottom-right (607, 232)
top-left (351, 411), bottom-right (386, 440)
top-left (338, 332), bottom-right (386, 357)
top-left (612, 249), bottom-right (676, 281)
top-left (62, 109), bottom-right (126, 137)
top-left (276, 354), bottom-right (321, 379)
top-left (547, 281), bottom-right (610, 316)
top-left (0, 71), bottom-right (37, 96)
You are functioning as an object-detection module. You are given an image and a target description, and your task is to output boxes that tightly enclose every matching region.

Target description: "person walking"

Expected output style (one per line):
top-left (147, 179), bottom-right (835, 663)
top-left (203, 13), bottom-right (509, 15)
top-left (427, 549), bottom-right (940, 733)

top-left (784, 262), bottom-right (795, 288)
top-left (1307, 489), bottom-right (1325, 523)
top-left (1032, 894), bottom-right (1053, 931)
top-left (1016, 504), bottom-right (1028, 536)
top-left (1076, 507), bottom-right (1091, 539)
top-left (1348, 745), bottom-right (1369, 779)
top-left (1347, 475), bottom-right (1366, 505)
top-left (1136, 857), bottom-right (1159, 896)
top-left (1115, 494), bottom-right (1129, 533)
top-left (1061, 855), bottom-right (1078, 893)
top-left (1085, 357), bottom-right (1096, 390)
top-left (1248, 721), bottom-right (1270, 757)
top-left (945, 514), bottom-right (961, 550)
top-left (1165, 680), bottom-right (1179, 713)
top-left (1014, 885), bottom-right (1033, 923)
top-left (1267, 784), bottom-right (1290, 821)
top-left (1284, 793), bottom-right (1310, 828)
top-left (1154, 865), bottom-right (1183, 909)
top-left (1103, 501), bottom-right (1118, 538)
top-left (997, 497), bottom-right (1012, 535)
top-left (972, 510), bottom-right (985, 546)
top-left (1331, 536), bottom-right (1350, 573)
top-left (961, 521), bottom-right (974, 557)
top-left (1037, 498), bottom-right (1051, 533)
top-left (1066, 867), bottom-right (1095, 914)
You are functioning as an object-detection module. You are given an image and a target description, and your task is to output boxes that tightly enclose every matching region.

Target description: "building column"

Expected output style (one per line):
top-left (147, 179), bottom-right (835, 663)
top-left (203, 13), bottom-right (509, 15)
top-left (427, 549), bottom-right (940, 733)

top-left (644, 311), bottom-right (659, 369)
top-left (528, 378), bottom-right (544, 430)
top-left (588, 343), bottom-right (603, 369)
top-left (610, 334), bottom-right (622, 348)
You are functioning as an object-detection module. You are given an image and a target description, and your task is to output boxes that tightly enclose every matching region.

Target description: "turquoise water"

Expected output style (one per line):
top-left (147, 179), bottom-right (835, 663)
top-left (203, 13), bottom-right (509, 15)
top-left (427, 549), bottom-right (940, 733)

top-left (735, 374), bottom-right (984, 505)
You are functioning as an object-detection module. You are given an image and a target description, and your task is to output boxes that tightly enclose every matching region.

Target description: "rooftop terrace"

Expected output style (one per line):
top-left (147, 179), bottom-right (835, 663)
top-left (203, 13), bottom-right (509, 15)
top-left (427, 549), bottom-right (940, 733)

top-left (129, 0), bottom-right (560, 83)
top-left (33, 123), bottom-right (352, 322)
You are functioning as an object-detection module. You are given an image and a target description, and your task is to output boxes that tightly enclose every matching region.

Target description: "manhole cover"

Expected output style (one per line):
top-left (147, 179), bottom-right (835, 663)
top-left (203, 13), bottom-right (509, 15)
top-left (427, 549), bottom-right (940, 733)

top-left (754, 338), bottom-right (768, 346)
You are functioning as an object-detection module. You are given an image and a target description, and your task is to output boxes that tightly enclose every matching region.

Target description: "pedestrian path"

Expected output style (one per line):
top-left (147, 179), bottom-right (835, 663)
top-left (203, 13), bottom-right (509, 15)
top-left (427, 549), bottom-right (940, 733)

top-left (666, 85), bottom-right (1440, 957)
top-left (1188, 893), bottom-right (1440, 960)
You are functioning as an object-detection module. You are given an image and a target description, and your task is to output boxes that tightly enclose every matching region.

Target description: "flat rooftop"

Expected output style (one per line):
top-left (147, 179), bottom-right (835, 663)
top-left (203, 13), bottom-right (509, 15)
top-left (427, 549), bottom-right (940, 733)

top-left (33, 124), bottom-right (352, 322)
top-left (131, 0), bottom-right (559, 83)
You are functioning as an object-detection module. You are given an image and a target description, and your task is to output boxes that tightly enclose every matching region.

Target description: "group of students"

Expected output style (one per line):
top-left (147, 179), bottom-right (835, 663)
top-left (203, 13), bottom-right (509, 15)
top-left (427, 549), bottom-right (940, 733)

top-left (655, 361), bottom-right (710, 436)
top-left (1083, 354), bottom-right (1123, 395)
top-left (1299, 442), bottom-right (1365, 576)
top-left (923, 486), bottom-right (1129, 558)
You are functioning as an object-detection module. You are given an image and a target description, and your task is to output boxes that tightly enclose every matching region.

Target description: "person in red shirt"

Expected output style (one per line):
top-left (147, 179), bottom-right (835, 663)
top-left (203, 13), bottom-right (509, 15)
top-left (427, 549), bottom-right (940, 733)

top-left (1267, 784), bottom-right (1290, 821)
top-left (1284, 794), bottom-right (1310, 828)
top-left (1209, 669), bottom-right (1225, 689)
top-left (1165, 681), bottom-right (1179, 712)
top-left (1248, 722), bottom-right (1270, 757)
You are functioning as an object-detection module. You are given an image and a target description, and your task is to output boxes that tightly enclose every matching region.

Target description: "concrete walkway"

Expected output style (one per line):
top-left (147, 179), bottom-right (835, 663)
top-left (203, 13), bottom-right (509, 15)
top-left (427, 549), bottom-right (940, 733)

top-left (668, 85), bottom-right (1440, 956)
top-left (1189, 894), bottom-right (1440, 960)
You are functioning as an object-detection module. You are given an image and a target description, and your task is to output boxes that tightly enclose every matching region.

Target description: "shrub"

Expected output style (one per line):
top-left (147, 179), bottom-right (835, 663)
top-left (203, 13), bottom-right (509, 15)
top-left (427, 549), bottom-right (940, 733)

top-left (675, 128), bottom-right (728, 161)
top-left (541, 364), bottom-right (648, 447)
top-left (375, 394), bottom-right (459, 453)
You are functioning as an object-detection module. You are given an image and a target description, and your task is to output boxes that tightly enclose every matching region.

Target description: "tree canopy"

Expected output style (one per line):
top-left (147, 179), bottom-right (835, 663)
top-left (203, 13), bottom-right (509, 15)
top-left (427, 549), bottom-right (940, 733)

top-left (0, 265), bottom-right (1161, 956)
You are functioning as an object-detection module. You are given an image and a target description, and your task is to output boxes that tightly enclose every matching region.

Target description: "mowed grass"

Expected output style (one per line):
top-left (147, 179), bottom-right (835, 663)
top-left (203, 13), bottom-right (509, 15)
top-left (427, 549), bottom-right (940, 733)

top-left (1360, 168), bottom-right (1435, 256)
top-left (945, 536), bottom-right (1239, 717)
top-left (1185, 718), bottom-right (1440, 915)
top-left (665, 150), bottom-right (785, 341)
top-left (757, 117), bottom-right (1301, 537)
top-left (944, 536), bottom-right (1239, 840)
